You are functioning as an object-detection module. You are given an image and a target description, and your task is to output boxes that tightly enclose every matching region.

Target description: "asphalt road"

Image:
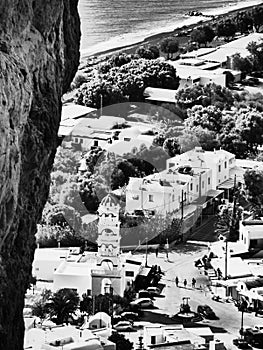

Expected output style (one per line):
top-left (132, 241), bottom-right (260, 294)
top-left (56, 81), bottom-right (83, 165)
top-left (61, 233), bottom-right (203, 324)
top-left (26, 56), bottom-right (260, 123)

top-left (125, 245), bottom-right (263, 349)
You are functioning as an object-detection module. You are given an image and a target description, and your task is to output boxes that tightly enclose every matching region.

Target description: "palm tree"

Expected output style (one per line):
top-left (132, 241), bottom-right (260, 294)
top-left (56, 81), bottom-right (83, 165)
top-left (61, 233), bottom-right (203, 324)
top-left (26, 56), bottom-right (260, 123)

top-left (49, 288), bottom-right (80, 324)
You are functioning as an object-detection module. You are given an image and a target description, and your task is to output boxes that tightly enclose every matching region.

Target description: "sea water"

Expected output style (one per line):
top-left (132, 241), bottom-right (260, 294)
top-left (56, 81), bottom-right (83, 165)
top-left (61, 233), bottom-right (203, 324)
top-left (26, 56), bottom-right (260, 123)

top-left (78, 0), bottom-right (263, 56)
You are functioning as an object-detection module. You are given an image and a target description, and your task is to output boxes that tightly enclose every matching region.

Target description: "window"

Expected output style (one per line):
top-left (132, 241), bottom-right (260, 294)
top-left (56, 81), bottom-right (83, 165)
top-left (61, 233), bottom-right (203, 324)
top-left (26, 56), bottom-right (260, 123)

top-left (208, 177), bottom-right (210, 185)
top-left (190, 183), bottom-right (193, 191)
top-left (224, 161), bottom-right (227, 168)
top-left (94, 140), bottom-right (98, 146)
top-left (202, 181), bottom-right (204, 188)
top-left (125, 271), bottom-right (134, 277)
top-left (218, 165), bottom-right (221, 172)
top-left (35, 268), bottom-right (39, 271)
top-left (149, 195), bottom-right (153, 202)
top-left (80, 138), bottom-right (83, 144)
top-left (172, 194), bottom-right (175, 201)
top-left (75, 137), bottom-right (78, 143)
top-left (196, 185), bottom-right (199, 193)
top-left (124, 137), bottom-right (131, 141)
top-left (132, 195), bottom-right (139, 200)
top-left (151, 336), bottom-right (156, 345)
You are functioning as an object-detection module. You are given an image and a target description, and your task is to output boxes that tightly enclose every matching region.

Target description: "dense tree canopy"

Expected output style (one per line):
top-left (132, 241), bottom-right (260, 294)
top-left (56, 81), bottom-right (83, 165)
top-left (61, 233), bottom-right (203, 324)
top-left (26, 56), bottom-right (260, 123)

top-left (160, 37), bottom-right (179, 59)
top-left (49, 289), bottom-right (80, 325)
top-left (190, 26), bottom-right (215, 46)
top-left (175, 83), bottom-right (234, 110)
top-left (244, 169), bottom-right (263, 216)
top-left (76, 59), bottom-right (180, 107)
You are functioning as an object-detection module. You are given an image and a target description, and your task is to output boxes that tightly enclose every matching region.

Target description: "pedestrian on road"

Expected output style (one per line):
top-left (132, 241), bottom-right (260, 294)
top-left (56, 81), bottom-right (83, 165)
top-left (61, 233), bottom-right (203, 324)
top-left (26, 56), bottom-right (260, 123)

top-left (183, 279), bottom-right (187, 288)
top-left (175, 276), bottom-right (179, 287)
top-left (192, 278), bottom-right (196, 288)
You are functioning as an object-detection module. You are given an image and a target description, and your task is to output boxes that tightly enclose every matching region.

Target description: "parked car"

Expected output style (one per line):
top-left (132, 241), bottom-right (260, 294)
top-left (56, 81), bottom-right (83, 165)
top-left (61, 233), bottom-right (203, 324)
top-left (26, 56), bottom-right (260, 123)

top-left (138, 290), bottom-right (152, 299)
top-left (241, 77), bottom-right (259, 86)
top-left (130, 298), bottom-right (154, 309)
top-left (147, 287), bottom-right (161, 296)
top-left (120, 312), bottom-right (139, 321)
top-left (113, 321), bottom-right (134, 332)
top-left (197, 305), bottom-right (218, 320)
top-left (233, 338), bottom-right (252, 349)
top-left (231, 83), bottom-right (244, 91)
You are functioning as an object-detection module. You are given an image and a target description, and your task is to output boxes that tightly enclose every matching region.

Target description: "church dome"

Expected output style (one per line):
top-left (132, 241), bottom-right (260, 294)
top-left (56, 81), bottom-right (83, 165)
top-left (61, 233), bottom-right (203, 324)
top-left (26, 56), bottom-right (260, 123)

top-left (100, 193), bottom-right (119, 207)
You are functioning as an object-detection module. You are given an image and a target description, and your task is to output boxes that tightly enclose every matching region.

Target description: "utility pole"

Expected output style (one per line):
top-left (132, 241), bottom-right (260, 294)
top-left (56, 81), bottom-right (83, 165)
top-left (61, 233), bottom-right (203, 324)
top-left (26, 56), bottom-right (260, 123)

top-left (100, 94), bottom-right (103, 117)
top-left (225, 175), bottom-right (237, 280)
top-left (145, 237), bottom-right (148, 267)
top-left (181, 189), bottom-right (184, 219)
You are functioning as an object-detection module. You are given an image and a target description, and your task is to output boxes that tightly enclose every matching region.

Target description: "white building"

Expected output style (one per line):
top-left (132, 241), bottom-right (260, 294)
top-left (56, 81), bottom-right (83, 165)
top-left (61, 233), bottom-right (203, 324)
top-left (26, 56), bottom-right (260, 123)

top-left (167, 147), bottom-right (236, 190)
top-left (238, 219), bottom-right (263, 251)
top-left (32, 247), bottom-right (76, 282)
top-left (24, 325), bottom-right (115, 350)
top-left (52, 194), bottom-right (143, 296)
top-left (143, 324), bottom-right (207, 349)
top-left (126, 147), bottom-right (236, 217)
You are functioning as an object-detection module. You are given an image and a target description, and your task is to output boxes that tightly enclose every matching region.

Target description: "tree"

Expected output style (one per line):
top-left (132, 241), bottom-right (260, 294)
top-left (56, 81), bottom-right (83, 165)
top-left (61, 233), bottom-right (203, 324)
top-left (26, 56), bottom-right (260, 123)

top-left (215, 202), bottom-right (243, 242)
top-left (232, 53), bottom-right (253, 76)
top-left (185, 105), bottom-right (223, 133)
top-left (53, 147), bottom-right (82, 174)
top-left (250, 6), bottom-right (263, 32)
top-left (176, 83), bottom-right (234, 110)
top-left (79, 293), bottom-right (93, 314)
top-left (163, 137), bottom-right (181, 157)
top-left (75, 80), bottom-right (128, 108)
top-left (31, 289), bottom-right (53, 320)
top-left (109, 332), bottom-right (133, 350)
top-left (235, 11), bottom-right (253, 34)
top-left (216, 19), bottom-right (237, 39)
top-left (148, 45), bottom-right (160, 59)
top-left (160, 37), bottom-right (179, 59)
top-left (136, 46), bottom-right (159, 59)
top-left (244, 169), bottom-right (263, 217)
top-left (235, 107), bottom-right (263, 154)
top-left (190, 26), bottom-right (215, 47)
top-left (49, 289), bottom-right (80, 325)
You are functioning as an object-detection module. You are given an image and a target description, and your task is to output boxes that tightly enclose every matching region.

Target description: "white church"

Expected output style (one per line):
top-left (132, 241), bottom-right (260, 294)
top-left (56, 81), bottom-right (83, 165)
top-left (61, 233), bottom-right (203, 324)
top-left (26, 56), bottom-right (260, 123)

top-left (33, 194), bottom-right (144, 296)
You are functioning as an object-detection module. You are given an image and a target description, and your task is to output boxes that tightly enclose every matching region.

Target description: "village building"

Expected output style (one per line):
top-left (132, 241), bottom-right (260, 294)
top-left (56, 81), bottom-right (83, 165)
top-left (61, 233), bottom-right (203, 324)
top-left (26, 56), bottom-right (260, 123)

top-left (24, 324), bottom-right (115, 350)
top-left (50, 194), bottom-right (144, 296)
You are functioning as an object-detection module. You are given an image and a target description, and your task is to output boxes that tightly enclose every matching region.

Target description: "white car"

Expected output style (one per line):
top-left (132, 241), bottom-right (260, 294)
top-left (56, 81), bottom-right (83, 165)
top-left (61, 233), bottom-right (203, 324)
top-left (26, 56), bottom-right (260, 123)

top-left (130, 298), bottom-right (154, 309)
top-left (113, 321), bottom-right (133, 332)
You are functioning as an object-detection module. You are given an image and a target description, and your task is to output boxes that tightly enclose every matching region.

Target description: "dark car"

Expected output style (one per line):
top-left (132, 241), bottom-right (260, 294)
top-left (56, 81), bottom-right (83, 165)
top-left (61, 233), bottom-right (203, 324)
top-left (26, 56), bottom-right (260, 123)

top-left (197, 305), bottom-right (218, 320)
top-left (120, 312), bottom-right (139, 322)
top-left (233, 338), bottom-right (252, 349)
top-left (241, 77), bottom-right (259, 86)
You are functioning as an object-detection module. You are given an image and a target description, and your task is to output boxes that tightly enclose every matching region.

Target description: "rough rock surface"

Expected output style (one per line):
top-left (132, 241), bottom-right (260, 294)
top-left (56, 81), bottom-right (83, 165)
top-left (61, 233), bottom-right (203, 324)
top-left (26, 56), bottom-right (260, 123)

top-left (0, 1), bottom-right (80, 348)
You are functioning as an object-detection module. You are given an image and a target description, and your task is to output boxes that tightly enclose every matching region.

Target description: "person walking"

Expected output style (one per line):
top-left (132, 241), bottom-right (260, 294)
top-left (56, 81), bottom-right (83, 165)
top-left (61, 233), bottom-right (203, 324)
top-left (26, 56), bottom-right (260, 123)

top-left (175, 276), bottom-right (179, 287)
top-left (192, 278), bottom-right (196, 288)
top-left (183, 279), bottom-right (187, 288)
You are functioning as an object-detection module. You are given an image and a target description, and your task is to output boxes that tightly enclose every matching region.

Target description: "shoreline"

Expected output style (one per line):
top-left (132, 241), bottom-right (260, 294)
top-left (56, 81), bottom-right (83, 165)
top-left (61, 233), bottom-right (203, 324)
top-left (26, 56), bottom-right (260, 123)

top-left (80, 0), bottom-right (263, 63)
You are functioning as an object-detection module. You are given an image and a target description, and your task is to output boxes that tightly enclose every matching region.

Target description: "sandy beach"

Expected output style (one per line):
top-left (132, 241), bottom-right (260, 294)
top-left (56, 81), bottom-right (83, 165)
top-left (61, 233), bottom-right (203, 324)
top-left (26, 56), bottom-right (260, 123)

top-left (80, 0), bottom-right (263, 63)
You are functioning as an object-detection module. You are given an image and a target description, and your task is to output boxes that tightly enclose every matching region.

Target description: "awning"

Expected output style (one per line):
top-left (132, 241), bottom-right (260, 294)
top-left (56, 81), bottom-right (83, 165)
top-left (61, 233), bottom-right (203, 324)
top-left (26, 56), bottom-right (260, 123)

top-left (207, 189), bottom-right (224, 198)
top-left (192, 189), bottom-right (224, 209)
top-left (217, 179), bottom-right (235, 190)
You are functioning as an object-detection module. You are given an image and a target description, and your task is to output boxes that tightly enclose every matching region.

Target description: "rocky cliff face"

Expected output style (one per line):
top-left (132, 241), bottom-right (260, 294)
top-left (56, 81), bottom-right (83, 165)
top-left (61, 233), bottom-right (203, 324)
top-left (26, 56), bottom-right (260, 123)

top-left (0, 1), bottom-right (80, 348)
